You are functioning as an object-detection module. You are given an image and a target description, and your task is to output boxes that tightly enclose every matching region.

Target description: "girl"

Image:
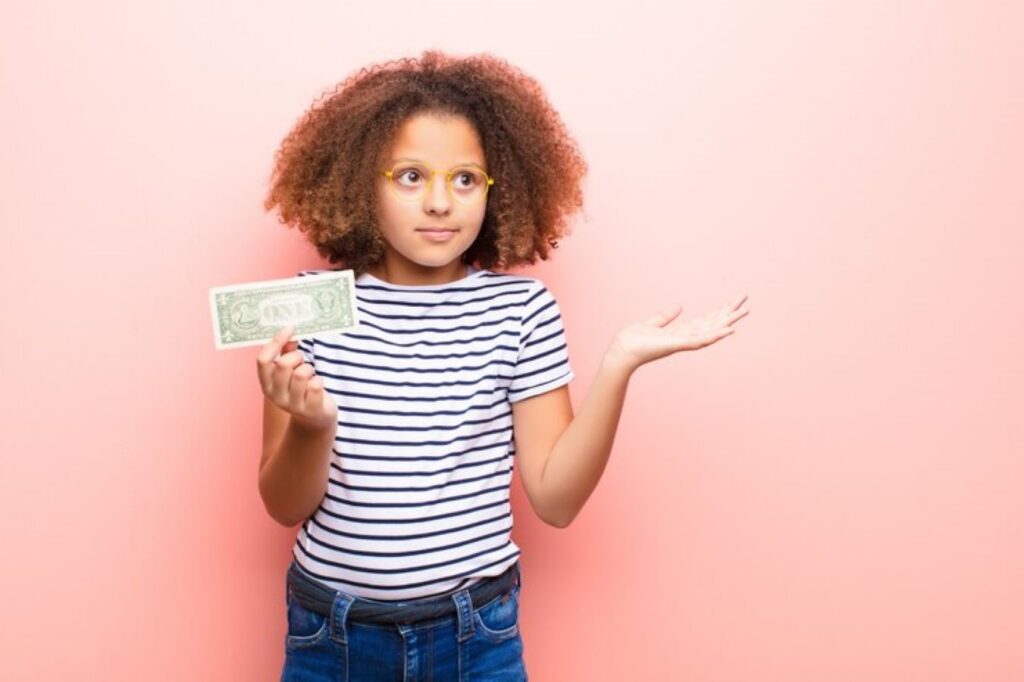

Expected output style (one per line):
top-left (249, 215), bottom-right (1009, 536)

top-left (256, 49), bottom-right (749, 681)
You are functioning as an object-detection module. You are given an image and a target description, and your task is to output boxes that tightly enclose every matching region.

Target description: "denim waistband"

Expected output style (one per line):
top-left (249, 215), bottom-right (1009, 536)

top-left (286, 559), bottom-right (521, 626)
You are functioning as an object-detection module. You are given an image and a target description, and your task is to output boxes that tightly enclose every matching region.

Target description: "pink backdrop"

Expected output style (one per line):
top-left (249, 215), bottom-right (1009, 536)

top-left (1, 1), bottom-right (1022, 680)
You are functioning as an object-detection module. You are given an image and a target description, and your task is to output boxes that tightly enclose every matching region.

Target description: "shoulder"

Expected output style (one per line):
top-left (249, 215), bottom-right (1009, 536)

top-left (477, 271), bottom-right (548, 296)
top-left (481, 274), bottom-right (566, 333)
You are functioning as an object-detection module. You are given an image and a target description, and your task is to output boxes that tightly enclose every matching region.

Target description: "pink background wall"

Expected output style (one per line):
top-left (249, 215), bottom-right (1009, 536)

top-left (2, 1), bottom-right (1021, 680)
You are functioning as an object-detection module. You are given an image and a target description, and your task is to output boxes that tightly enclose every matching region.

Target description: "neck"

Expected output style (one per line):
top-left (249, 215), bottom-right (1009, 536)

top-left (366, 260), bottom-right (470, 286)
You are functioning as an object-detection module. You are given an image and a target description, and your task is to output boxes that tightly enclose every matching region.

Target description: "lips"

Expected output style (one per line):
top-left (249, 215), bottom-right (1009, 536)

top-left (417, 227), bottom-right (458, 243)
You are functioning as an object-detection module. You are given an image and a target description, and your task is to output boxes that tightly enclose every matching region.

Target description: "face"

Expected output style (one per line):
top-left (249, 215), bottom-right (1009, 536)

top-left (371, 112), bottom-right (489, 285)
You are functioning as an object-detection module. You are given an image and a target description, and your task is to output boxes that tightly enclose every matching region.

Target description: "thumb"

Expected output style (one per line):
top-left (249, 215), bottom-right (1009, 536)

top-left (644, 303), bottom-right (683, 327)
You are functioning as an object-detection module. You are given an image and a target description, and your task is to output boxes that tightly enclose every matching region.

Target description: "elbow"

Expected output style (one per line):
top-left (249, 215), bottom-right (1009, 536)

top-left (269, 502), bottom-right (310, 528)
top-left (531, 481), bottom-right (575, 528)
top-left (258, 475), bottom-right (308, 528)
top-left (261, 497), bottom-right (302, 528)
top-left (549, 514), bottom-right (574, 529)
top-left (271, 510), bottom-right (303, 528)
top-left (262, 496), bottom-right (311, 528)
top-left (541, 507), bottom-right (575, 529)
top-left (532, 492), bottom-right (576, 528)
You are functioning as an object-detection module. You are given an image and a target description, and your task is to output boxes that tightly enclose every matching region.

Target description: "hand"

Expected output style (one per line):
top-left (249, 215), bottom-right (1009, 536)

top-left (256, 325), bottom-right (338, 432)
top-left (608, 294), bottom-right (750, 372)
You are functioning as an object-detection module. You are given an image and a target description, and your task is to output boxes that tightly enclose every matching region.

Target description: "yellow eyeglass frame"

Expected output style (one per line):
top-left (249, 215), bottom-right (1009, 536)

top-left (380, 163), bottom-right (496, 205)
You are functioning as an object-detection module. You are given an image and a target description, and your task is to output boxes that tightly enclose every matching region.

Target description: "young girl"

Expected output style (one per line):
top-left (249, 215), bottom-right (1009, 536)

top-left (256, 49), bottom-right (749, 681)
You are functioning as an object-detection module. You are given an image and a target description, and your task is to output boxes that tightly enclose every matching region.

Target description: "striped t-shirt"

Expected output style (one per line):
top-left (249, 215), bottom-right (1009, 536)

top-left (290, 264), bottom-right (574, 601)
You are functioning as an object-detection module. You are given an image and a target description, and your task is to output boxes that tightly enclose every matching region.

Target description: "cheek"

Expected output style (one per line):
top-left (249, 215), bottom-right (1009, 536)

top-left (375, 192), bottom-right (413, 231)
top-left (462, 203), bottom-right (487, 227)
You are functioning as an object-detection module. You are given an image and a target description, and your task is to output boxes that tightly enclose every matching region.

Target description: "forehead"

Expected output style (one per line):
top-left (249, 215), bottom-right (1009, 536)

top-left (387, 113), bottom-right (485, 165)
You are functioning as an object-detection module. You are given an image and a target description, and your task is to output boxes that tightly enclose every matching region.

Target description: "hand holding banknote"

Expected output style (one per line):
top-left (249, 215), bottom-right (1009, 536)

top-left (256, 325), bottom-right (337, 432)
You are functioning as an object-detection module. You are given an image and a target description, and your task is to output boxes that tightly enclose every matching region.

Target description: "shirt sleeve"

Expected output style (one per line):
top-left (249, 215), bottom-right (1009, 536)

top-left (508, 281), bottom-right (575, 403)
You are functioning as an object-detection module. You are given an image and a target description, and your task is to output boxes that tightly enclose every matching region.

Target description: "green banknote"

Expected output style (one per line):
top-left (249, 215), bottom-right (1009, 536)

top-left (209, 270), bottom-right (359, 350)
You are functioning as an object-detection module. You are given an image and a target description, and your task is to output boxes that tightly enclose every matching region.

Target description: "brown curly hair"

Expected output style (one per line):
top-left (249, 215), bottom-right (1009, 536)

top-left (262, 50), bottom-right (588, 275)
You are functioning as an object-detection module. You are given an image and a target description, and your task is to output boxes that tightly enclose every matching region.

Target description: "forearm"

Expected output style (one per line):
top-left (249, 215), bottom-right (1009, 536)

top-left (258, 419), bottom-right (334, 527)
top-left (540, 351), bottom-right (636, 527)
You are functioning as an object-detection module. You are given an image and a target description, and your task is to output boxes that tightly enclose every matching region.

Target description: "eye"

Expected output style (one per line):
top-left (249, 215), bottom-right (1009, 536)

top-left (453, 170), bottom-right (482, 188)
top-left (395, 168), bottom-right (426, 185)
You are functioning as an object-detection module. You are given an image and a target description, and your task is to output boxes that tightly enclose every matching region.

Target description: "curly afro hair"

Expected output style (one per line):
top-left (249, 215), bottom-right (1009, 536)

top-left (262, 50), bottom-right (588, 275)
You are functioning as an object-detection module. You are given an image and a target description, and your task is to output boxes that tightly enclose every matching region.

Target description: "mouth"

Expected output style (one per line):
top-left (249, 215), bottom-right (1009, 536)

top-left (416, 227), bottom-right (459, 242)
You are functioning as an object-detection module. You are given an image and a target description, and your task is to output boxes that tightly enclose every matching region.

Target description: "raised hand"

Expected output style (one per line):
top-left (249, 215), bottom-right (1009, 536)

top-left (607, 295), bottom-right (750, 372)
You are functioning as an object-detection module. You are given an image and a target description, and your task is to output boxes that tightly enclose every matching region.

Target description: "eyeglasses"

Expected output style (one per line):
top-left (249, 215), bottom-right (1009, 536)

top-left (381, 162), bottom-right (495, 206)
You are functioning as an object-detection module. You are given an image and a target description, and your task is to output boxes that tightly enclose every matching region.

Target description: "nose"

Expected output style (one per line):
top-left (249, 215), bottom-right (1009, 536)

top-left (423, 170), bottom-right (453, 215)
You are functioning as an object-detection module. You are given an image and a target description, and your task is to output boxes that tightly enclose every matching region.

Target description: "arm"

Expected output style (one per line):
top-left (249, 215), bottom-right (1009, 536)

top-left (513, 295), bottom-right (750, 528)
top-left (512, 352), bottom-right (633, 529)
top-left (258, 396), bottom-right (334, 527)
top-left (255, 325), bottom-right (339, 529)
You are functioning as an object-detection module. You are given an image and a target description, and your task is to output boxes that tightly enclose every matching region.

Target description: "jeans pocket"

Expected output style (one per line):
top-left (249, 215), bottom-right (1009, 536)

top-left (472, 585), bottom-right (520, 644)
top-left (285, 589), bottom-right (330, 650)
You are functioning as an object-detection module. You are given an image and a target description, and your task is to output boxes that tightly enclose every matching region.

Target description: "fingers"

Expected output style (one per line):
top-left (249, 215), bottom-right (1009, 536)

top-left (658, 304), bottom-right (683, 327)
top-left (701, 326), bottom-right (736, 348)
top-left (256, 325), bottom-right (303, 396)
top-left (304, 374), bottom-right (325, 414)
top-left (720, 295), bottom-right (750, 326)
top-left (728, 308), bottom-right (750, 325)
top-left (285, 361), bottom-right (309, 406)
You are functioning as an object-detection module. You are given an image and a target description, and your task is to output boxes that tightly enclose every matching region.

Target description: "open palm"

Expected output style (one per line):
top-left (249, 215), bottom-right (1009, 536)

top-left (610, 294), bottom-right (750, 371)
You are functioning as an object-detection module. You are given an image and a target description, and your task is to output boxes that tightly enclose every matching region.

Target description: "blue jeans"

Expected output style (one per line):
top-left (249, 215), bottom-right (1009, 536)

top-left (281, 561), bottom-right (528, 681)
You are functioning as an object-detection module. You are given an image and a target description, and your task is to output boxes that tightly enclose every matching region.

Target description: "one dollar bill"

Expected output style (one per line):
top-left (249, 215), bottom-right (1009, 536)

top-left (209, 270), bottom-right (360, 350)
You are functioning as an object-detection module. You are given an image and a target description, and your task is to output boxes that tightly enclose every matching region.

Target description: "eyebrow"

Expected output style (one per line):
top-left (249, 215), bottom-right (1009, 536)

top-left (390, 157), bottom-right (486, 170)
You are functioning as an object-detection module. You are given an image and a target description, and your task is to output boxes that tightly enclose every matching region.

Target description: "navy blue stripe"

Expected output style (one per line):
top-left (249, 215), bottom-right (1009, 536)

top-left (357, 287), bottom-right (527, 310)
top-left (325, 384), bottom-right (506, 404)
top-left (315, 497), bottom-right (511, 526)
top-left (330, 466), bottom-right (512, 493)
top-left (334, 439), bottom-right (511, 463)
top-left (356, 278), bottom-right (526, 295)
top-left (335, 452), bottom-right (511, 478)
top-left (297, 538), bottom-right (517, 579)
top-left (522, 294), bottom-right (555, 327)
top-left (296, 269), bottom-right (531, 288)
top-left (309, 351), bottom-right (514, 377)
top-left (509, 370), bottom-right (573, 398)
top-left (309, 510), bottom-right (510, 542)
top-left (521, 314), bottom-right (562, 347)
top-left (312, 341), bottom-right (517, 364)
top-left (355, 314), bottom-right (519, 336)
top-left (306, 524), bottom-right (513, 559)
top-left (294, 543), bottom-right (520, 591)
top-left (338, 408), bottom-right (511, 433)
top-left (316, 369), bottom-right (512, 391)
top-left (513, 344), bottom-right (569, 378)
top-left (319, 327), bottom-right (515, 349)
top-left (333, 395), bottom-right (508, 417)
top-left (324, 484), bottom-right (509, 508)
top-left (336, 425), bottom-right (511, 449)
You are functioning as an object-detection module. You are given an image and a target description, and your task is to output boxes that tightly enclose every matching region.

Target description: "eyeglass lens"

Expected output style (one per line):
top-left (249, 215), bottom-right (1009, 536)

top-left (388, 164), bottom-right (490, 203)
